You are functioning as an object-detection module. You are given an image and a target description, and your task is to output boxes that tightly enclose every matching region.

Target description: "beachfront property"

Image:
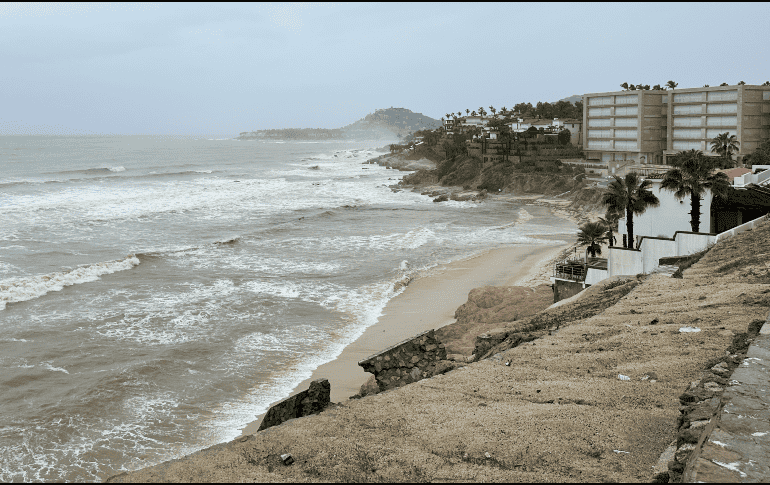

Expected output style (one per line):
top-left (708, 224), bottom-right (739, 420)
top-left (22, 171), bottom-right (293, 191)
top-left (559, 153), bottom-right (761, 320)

top-left (617, 165), bottom-right (770, 244)
top-left (551, 163), bottom-right (770, 302)
top-left (582, 83), bottom-right (770, 176)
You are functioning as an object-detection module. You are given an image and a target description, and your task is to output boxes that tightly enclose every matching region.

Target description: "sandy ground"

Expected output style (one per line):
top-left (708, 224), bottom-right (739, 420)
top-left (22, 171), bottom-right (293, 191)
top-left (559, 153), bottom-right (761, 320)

top-left (107, 220), bottom-right (770, 483)
top-left (239, 240), bottom-right (573, 436)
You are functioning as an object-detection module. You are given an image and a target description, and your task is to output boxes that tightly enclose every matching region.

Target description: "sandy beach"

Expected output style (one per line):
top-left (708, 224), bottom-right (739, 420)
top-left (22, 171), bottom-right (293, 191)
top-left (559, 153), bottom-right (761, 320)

top-left (240, 237), bottom-right (573, 436)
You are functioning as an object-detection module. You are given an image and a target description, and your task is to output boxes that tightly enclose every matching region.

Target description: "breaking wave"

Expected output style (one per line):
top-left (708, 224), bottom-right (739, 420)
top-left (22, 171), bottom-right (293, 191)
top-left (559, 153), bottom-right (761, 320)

top-left (0, 255), bottom-right (140, 310)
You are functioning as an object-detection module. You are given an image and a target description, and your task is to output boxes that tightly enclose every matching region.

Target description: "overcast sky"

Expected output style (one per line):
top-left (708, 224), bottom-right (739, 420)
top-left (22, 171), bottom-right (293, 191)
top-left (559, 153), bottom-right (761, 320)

top-left (2, 2), bottom-right (769, 136)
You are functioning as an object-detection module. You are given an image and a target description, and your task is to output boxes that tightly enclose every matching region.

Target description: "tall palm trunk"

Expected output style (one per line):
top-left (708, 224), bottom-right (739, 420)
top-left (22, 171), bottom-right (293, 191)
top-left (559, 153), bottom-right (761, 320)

top-left (626, 209), bottom-right (634, 248)
top-left (690, 191), bottom-right (701, 232)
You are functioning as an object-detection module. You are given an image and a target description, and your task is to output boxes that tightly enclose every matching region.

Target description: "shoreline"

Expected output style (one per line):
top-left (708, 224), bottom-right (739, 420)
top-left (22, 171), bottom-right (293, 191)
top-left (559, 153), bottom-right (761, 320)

top-left (239, 230), bottom-right (575, 437)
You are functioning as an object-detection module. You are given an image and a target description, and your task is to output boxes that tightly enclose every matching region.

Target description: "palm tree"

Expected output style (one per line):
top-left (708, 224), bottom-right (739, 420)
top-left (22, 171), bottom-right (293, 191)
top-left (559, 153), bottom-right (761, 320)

top-left (620, 82), bottom-right (629, 90)
top-left (471, 110), bottom-right (477, 116)
top-left (601, 173), bottom-right (660, 249)
top-left (598, 208), bottom-right (622, 247)
top-left (478, 107), bottom-right (487, 118)
top-left (466, 109), bottom-right (470, 116)
top-left (720, 82), bottom-right (729, 86)
top-left (666, 80), bottom-right (678, 90)
top-left (710, 132), bottom-right (740, 168)
top-left (577, 221), bottom-right (608, 258)
top-left (489, 106), bottom-right (496, 118)
top-left (661, 150), bottom-right (731, 233)
top-left (763, 81), bottom-right (770, 86)
top-left (738, 81), bottom-right (746, 85)
top-left (457, 112), bottom-right (462, 118)
top-left (652, 84), bottom-right (662, 91)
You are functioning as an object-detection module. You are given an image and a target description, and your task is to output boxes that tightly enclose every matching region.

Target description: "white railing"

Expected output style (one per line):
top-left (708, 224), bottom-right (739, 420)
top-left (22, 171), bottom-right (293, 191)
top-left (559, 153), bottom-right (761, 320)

top-left (734, 166), bottom-right (770, 187)
top-left (714, 213), bottom-right (770, 243)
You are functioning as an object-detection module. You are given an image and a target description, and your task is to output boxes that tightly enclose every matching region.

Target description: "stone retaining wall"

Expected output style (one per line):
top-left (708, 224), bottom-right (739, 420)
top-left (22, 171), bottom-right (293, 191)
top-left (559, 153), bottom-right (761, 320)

top-left (258, 378), bottom-right (331, 432)
top-left (358, 329), bottom-right (448, 392)
top-left (662, 317), bottom-right (767, 482)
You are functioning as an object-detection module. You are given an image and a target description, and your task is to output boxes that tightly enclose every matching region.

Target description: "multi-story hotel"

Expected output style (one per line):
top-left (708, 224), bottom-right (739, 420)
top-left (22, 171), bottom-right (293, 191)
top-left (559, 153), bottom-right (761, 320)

top-left (583, 84), bottom-right (770, 174)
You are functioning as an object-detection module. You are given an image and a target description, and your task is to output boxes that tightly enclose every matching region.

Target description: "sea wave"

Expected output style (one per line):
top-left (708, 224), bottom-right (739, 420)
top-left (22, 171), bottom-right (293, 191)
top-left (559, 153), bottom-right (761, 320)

top-left (45, 166), bottom-right (126, 175)
top-left (0, 255), bottom-right (140, 310)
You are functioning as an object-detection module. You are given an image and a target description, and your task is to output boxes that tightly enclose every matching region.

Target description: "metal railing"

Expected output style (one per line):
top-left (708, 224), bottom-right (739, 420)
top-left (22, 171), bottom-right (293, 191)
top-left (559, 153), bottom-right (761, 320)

top-left (554, 259), bottom-right (587, 282)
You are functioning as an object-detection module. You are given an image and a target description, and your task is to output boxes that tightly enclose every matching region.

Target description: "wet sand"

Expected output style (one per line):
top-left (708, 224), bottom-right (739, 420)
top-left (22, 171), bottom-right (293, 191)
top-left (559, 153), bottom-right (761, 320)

top-left (239, 238), bottom-right (572, 436)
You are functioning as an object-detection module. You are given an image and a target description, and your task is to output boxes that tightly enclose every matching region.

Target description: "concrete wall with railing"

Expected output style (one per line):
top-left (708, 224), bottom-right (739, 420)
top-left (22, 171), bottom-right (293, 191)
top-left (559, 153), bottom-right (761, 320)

top-left (714, 213), bottom-right (770, 242)
top-left (734, 165), bottom-right (770, 187)
top-left (608, 214), bottom-right (769, 280)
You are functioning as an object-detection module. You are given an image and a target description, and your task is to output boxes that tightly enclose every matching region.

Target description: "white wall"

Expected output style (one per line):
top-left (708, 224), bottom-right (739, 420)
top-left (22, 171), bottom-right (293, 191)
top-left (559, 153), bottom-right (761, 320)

top-left (640, 238), bottom-right (677, 273)
top-left (675, 232), bottom-right (716, 256)
top-left (585, 267), bottom-right (609, 285)
top-left (618, 180), bottom-right (714, 240)
top-left (608, 247), bottom-right (643, 277)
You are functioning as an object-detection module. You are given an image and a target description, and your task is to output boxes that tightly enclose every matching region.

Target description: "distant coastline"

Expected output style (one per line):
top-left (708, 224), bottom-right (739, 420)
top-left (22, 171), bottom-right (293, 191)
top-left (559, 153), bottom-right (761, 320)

top-left (236, 107), bottom-right (441, 140)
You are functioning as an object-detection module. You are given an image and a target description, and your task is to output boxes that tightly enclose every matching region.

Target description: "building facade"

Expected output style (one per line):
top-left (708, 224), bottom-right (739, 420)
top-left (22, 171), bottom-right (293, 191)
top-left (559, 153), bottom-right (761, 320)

top-left (582, 84), bottom-right (770, 172)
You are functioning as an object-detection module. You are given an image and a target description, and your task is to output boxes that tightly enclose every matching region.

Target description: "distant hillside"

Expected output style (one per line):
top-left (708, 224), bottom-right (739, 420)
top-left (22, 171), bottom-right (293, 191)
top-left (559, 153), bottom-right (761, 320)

top-left (558, 94), bottom-right (583, 105)
top-left (237, 108), bottom-right (441, 140)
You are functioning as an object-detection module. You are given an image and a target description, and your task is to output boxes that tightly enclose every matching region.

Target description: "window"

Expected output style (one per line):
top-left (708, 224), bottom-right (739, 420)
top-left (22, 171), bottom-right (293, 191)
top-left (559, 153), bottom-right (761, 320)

top-left (706, 116), bottom-right (737, 126)
top-left (588, 118), bottom-right (611, 127)
top-left (707, 91), bottom-right (737, 101)
top-left (588, 129), bottom-right (612, 138)
top-left (614, 140), bottom-right (638, 150)
top-left (673, 117), bottom-right (702, 127)
top-left (706, 129), bottom-right (737, 138)
top-left (661, 96), bottom-right (668, 104)
top-left (614, 129), bottom-right (637, 139)
top-left (614, 106), bottom-right (638, 116)
top-left (673, 129), bottom-right (702, 139)
top-left (589, 107), bottom-right (611, 116)
top-left (674, 105), bottom-right (702, 115)
top-left (615, 94), bottom-right (638, 104)
top-left (587, 140), bottom-right (612, 149)
top-left (614, 118), bottom-right (638, 127)
top-left (764, 92), bottom-right (770, 100)
top-left (602, 153), bottom-right (612, 162)
top-left (589, 96), bottom-right (611, 106)
top-left (673, 140), bottom-right (702, 150)
top-left (707, 103), bottom-right (737, 114)
top-left (674, 92), bottom-right (705, 103)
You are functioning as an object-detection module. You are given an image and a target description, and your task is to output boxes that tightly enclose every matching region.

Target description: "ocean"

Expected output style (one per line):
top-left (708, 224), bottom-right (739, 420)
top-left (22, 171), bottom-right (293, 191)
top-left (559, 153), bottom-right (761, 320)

top-left (0, 135), bottom-right (574, 481)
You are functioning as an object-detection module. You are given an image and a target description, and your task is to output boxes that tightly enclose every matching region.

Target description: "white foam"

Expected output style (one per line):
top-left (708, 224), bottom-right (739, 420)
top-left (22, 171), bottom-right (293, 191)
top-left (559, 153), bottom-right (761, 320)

top-left (0, 255), bottom-right (140, 310)
top-left (42, 362), bottom-right (69, 374)
top-left (108, 166), bottom-right (126, 173)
